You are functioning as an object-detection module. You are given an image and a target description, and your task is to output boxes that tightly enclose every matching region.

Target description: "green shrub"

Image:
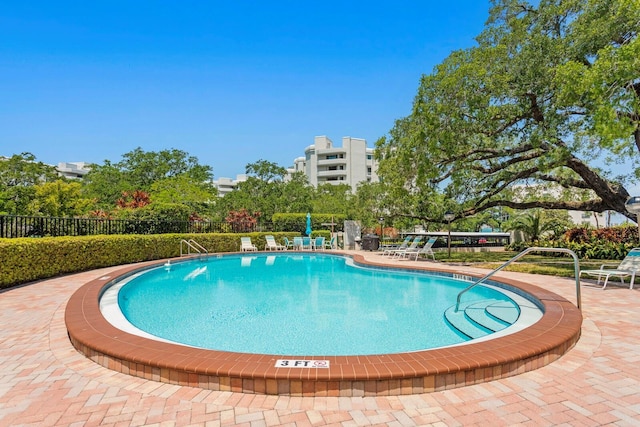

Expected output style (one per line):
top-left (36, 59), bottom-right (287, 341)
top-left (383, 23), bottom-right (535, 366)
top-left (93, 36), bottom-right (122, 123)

top-left (507, 238), bottom-right (635, 260)
top-left (272, 213), bottom-right (345, 233)
top-left (0, 232), bottom-right (300, 289)
top-left (563, 225), bottom-right (637, 244)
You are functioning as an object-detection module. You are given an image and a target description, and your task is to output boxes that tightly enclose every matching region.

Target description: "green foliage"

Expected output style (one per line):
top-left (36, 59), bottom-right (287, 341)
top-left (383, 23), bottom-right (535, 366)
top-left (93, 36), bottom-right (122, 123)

top-left (149, 175), bottom-right (217, 215)
top-left (83, 147), bottom-right (213, 211)
top-left (0, 153), bottom-right (58, 215)
top-left (311, 184), bottom-right (352, 216)
top-left (26, 180), bottom-right (95, 217)
top-left (0, 235), bottom-right (174, 287)
top-left (272, 213), bottom-right (345, 234)
top-left (117, 147), bottom-right (213, 189)
top-left (81, 161), bottom-right (131, 209)
top-left (113, 202), bottom-right (194, 222)
top-left (377, 0), bottom-right (639, 221)
top-left (507, 224), bottom-right (638, 260)
top-left (505, 209), bottom-right (572, 241)
top-left (215, 161), bottom-right (314, 221)
top-left (246, 159), bottom-right (287, 182)
top-left (0, 232), bottom-right (299, 289)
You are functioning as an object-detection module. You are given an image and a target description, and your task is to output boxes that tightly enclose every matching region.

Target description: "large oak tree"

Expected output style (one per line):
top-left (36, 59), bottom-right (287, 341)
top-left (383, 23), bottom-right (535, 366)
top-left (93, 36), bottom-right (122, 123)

top-left (376, 0), bottom-right (640, 222)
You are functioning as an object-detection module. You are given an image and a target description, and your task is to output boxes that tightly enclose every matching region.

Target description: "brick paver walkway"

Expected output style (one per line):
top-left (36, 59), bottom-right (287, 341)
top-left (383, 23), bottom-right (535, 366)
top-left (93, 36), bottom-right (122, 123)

top-left (1, 252), bottom-right (640, 426)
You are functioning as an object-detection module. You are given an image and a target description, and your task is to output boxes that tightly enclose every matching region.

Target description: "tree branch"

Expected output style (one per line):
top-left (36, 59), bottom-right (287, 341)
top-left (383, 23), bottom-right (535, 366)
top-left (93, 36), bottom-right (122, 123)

top-left (535, 173), bottom-right (593, 189)
top-left (462, 198), bottom-right (635, 221)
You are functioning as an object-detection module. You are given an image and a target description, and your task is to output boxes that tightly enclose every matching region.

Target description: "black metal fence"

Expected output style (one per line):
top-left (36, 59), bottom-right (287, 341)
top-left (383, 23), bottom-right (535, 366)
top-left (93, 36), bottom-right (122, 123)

top-left (0, 215), bottom-right (273, 238)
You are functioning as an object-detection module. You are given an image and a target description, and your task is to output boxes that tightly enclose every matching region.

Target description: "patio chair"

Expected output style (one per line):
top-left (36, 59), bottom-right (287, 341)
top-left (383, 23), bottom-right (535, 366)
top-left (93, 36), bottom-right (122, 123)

top-left (302, 236), bottom-right (312, 250)
top-left (264, 235), bottom-right (285, 251)
top-left (399, 237), bottom-right (437, 261)
top-left (240, 237), bottom-right (258, 252)
top-left (382, 236), bottom-right (413, 256)
top-left (579, 247), bottom-right (640, 289)
top-left (293, 236), bottom-right (303, 250)
top-left (325, 236), bottom-right (336, 250)
top-left (392, 236), bottom-right (423, 259)
top-left (314, 236), bottom-right (325, 250)
top-left (283, 237), bottom-right (294, 250)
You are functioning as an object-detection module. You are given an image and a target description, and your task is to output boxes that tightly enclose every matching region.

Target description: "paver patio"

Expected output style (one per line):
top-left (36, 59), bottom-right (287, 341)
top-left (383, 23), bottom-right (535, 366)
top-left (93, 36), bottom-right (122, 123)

top-left (1, 250), bottom-right (640, 426)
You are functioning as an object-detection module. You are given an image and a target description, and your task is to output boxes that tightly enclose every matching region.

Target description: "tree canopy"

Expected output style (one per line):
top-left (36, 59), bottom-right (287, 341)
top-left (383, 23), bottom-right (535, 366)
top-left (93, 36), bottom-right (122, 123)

top-left (0, 153), bottom-right (58, 215)
top-left (83, 147), bottom-right (215, 209)
top-left (376, 0), bottom-right (640, 222)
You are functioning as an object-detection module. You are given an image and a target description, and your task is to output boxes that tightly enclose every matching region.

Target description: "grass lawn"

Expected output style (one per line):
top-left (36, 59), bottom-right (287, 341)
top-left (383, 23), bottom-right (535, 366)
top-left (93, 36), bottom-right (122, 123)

top-left (433, 251), bottom-right (613, 278)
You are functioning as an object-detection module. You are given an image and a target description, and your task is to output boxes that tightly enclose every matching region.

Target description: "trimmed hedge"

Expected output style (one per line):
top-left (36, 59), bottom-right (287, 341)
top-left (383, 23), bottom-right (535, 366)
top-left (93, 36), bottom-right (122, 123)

top-left (0, 232), bottom-right (302, 289)
top-left (272, 213), bottom-right (345, 234)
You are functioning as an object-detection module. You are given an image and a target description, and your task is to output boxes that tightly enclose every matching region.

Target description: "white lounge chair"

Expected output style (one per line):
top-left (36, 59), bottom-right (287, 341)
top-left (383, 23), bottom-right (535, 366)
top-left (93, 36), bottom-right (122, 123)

top-left (400, 237), bottom-right (438, 261)
top-left (392, 236), bottom-right (423, 258)
top-left (264, 235), bottom-right (285, 251)
top-left (240, 237), bottom-right (258, 252)
top-left (382, 236), bottom-right (412, 256)
top-left (579, 247), bottom-right (640, 289)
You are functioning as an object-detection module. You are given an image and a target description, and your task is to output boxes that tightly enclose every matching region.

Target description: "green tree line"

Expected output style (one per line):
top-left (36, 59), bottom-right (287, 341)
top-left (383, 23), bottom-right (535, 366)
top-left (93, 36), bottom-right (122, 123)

top-left (0, 150), bottom-right (386, 230)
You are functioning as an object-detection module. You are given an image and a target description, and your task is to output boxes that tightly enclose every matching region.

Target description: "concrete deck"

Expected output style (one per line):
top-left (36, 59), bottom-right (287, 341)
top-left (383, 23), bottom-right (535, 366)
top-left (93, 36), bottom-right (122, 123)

top-left (2, 250), bottom-right (640, 426)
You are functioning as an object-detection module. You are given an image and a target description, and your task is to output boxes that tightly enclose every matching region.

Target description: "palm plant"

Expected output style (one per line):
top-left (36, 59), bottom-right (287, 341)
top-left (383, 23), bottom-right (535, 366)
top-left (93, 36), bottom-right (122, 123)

top-left (505, 209), bottom-right (571, 242)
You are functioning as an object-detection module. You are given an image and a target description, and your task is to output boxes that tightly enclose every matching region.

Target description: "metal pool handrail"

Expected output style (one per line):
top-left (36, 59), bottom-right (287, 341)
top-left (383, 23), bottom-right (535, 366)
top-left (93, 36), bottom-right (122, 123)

top-left (180, 239), bottom-right (208, 256)
top-left (455, 247), bottom-right (581, 311)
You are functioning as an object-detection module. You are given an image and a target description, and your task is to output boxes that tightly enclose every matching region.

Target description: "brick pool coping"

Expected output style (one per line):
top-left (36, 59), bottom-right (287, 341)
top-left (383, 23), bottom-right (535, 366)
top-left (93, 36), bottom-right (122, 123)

top-left (65, 253), bottom-right (582, 396)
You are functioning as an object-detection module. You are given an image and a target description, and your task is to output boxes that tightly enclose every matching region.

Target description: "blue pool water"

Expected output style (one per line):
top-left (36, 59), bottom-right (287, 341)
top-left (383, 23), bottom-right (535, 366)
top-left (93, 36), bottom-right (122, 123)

top-left (114, 253), bottom-right (515, 355)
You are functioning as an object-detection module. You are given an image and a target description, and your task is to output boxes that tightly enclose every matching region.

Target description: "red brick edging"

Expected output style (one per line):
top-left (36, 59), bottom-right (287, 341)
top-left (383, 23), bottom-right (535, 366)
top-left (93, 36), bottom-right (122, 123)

top-left (65, 254), bottom-right (582, 396)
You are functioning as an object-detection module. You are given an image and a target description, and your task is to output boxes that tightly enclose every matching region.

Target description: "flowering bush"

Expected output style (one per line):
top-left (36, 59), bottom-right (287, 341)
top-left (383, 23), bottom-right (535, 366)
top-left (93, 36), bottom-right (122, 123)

top-left (226, 208), bottom-right (261, 232)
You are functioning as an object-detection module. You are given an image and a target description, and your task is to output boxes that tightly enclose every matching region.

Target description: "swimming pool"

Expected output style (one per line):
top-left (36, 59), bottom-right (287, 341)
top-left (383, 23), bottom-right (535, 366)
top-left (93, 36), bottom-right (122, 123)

top-left (66, 252), bottom-right (582, 395)
top-left (103, 254), bottom-right (521, 355)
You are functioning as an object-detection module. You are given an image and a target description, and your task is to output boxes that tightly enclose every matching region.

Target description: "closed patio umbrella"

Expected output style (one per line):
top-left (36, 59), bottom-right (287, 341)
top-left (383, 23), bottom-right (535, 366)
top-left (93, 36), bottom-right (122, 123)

top-left (306, 212), bottom-right (312, 236)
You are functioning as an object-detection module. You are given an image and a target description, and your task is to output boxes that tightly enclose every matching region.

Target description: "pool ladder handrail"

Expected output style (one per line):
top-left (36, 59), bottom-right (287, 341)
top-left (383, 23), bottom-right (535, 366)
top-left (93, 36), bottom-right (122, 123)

top-left (180, 239), bottom-right (208, 256)
top-left (455, 247), bottom-right (581, 312)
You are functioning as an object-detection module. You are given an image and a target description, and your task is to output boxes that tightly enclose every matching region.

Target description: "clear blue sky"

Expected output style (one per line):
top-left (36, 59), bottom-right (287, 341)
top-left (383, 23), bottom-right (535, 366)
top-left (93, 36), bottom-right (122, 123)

top-left (1, 1), bottom-right (491, 179)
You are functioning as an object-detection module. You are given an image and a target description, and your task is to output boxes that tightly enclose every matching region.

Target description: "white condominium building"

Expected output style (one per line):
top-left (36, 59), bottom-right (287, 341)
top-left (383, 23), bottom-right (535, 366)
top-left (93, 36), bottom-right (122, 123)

top-left (211, 174), bottom-right (247, 197)
top-left (289, 136), bottom-right (378, 190)
top-left (56, 162), bottom-right (91, 179)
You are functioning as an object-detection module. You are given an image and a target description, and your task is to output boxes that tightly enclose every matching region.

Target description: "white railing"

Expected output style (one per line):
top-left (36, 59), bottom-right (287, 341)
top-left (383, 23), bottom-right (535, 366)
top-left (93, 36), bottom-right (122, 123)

top-left (180, 239), bottom-right (208, 256)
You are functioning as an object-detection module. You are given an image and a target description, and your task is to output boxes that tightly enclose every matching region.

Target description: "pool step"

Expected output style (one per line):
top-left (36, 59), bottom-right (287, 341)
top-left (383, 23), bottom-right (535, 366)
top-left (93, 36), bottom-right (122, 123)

top-left (444, 299), bottom-right (520, 340)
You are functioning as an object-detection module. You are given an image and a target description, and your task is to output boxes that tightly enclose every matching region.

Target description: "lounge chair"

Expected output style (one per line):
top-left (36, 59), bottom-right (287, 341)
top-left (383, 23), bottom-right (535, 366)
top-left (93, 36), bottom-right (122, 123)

top-left (392, 236), bottom-right (423, 259)
top-left (314, 236), bottom-right (325, 250)
top-left (580, 247), bottom-right (640, 289)
top-left (382, 236), bottom-right (413, 256)
top-left (399, 237), bottom-right (437, 261)
top-left (240, 237), bottom-right (258, 252)
top-left (325, 236), bottom-right (336, 250)
top-left (283, 237), bottom-right (294, 250)
top-left (264, 235), bottom-right (285, 251)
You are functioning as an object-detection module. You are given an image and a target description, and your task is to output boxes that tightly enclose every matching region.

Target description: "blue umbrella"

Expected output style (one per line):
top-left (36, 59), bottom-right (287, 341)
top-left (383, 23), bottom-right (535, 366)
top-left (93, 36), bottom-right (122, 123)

top-left (305, 213), bottom-right (312, 236)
